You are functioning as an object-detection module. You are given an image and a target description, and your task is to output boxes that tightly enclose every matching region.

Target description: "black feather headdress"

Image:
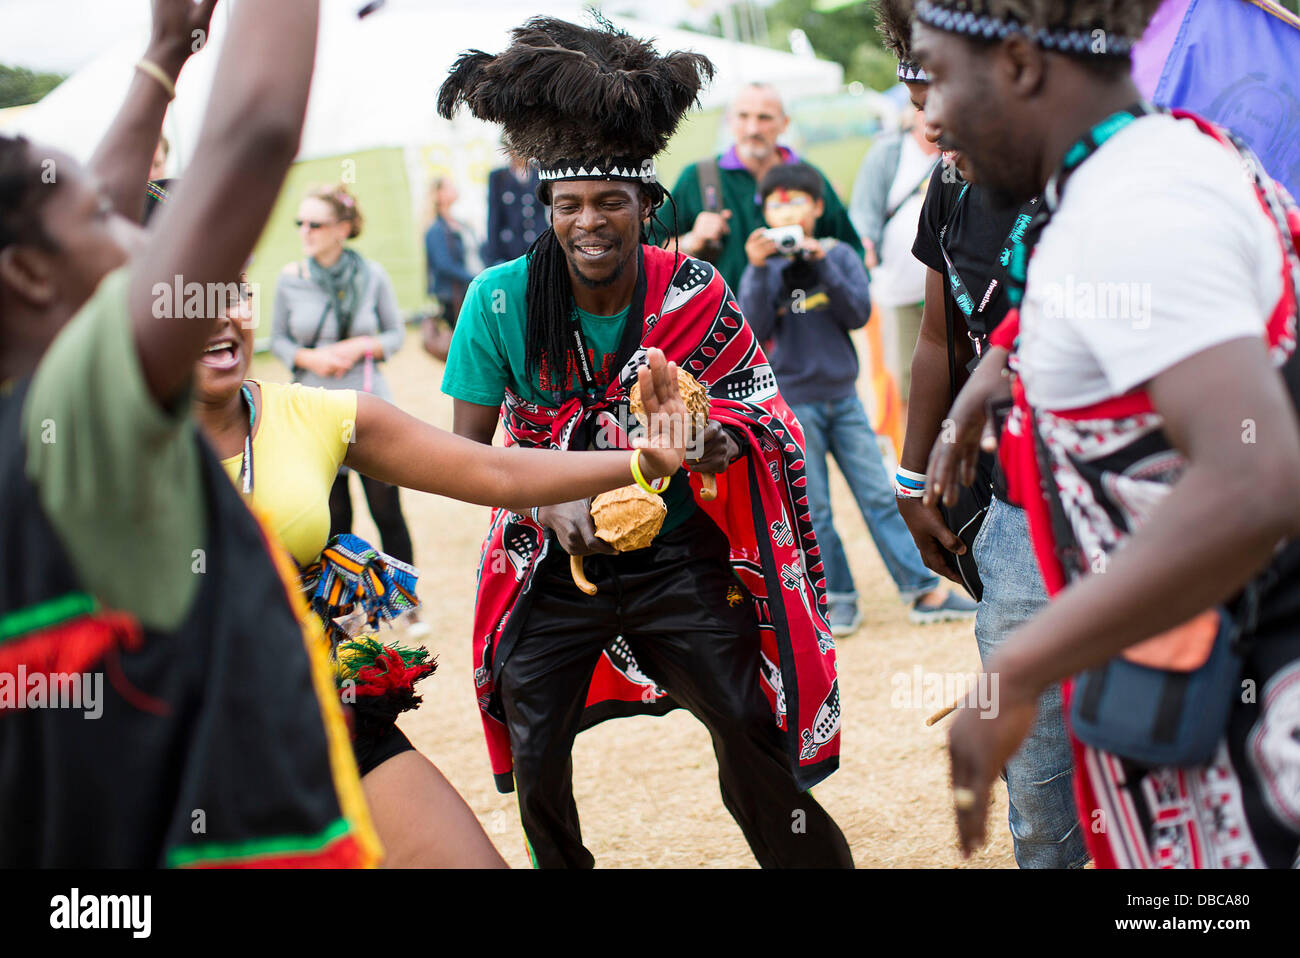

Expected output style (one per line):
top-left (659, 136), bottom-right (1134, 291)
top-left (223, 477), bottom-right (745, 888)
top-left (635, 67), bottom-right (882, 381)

top-left (437, 14), bottom-right (714, 183)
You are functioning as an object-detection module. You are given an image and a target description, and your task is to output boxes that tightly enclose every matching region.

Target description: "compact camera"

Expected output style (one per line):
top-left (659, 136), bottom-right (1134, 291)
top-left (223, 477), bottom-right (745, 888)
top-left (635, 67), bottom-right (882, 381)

top-left (763, 224), bottom-right (805, 256)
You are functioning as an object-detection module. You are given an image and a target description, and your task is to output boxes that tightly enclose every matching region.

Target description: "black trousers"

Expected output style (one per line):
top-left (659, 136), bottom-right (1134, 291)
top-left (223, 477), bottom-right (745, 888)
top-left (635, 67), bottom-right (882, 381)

top-left (328, 470), bottom-right (414, 565)
top-left (499, 510), bottom-right (853, 868)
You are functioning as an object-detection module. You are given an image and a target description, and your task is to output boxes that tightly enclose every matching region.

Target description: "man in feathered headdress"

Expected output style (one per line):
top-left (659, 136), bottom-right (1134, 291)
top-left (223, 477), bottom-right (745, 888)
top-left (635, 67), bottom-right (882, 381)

top-left (913, 0), bottom-right (1300, 869)
top-left (439, 15), bottom-right (851, 868)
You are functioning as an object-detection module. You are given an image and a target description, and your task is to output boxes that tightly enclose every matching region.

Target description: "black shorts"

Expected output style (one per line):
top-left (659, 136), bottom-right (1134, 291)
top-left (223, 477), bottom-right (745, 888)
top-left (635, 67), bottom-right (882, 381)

top-left (354, 723), bottom-right (415, 777)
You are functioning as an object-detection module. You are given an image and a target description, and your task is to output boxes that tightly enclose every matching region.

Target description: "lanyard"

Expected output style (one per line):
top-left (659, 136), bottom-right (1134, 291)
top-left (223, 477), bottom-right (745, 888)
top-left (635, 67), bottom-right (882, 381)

top-left (238, 384), bottom-right (256, 495)
top-left (938, 183), bottom-right (981, 320)
top-left (554, 247), bottom-right (647, 416)
top-left (567, 312), bottom-right (599, 393)
top-left (1005, 102), bottom-right (1154, 310)
top-left (939, 183), bottom-right (1040, 355)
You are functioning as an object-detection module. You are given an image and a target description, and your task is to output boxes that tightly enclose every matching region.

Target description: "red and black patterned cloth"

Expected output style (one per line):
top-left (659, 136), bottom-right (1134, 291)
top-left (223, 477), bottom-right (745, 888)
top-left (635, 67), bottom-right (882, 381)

top-left (993, 110), bottom-right (1300, 868)
top-left (470, 245), bottom-right (842, 794)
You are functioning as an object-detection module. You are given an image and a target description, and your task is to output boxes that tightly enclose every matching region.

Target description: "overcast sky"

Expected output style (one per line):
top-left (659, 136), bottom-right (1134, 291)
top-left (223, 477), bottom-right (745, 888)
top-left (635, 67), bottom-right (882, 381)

top-left (0, 0), bottom-right (712, 73)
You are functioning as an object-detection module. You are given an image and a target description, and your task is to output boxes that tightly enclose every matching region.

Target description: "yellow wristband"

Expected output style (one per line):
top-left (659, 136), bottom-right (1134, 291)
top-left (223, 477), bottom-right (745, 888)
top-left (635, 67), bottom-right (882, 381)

top-left (135, 59), bottom-right (177, 100)
top-left (630, 449), bottom-right (669, 495)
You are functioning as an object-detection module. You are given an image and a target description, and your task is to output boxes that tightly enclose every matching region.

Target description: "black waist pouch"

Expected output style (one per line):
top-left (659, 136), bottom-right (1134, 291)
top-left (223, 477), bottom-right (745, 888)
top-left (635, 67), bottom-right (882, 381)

top-left (1069, 606), bottom-right (1243, 768)
top-left (937, 449), bottom-right (993, 602)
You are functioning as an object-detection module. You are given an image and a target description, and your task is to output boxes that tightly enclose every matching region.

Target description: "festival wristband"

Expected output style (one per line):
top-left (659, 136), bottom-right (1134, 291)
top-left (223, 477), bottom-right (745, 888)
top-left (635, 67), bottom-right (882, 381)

top-left (895, 467), bottom-right (928, 500)
top-left (630, 449), bottom-right (670, 495)
top-left (135, 59), bottom-right (177, 100)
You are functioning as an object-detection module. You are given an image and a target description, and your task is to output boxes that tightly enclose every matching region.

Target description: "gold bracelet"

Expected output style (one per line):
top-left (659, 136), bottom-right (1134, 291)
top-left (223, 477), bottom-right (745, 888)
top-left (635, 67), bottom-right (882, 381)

top-left (135, 59), bottom-right (177, 100)
top-left (630, 449), bottom-right (669, 495)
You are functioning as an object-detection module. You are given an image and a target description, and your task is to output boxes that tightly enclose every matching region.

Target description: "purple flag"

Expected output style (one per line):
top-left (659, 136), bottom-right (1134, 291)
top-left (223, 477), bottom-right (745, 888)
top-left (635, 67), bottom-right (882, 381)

top-left (1133, 0), bottom-right (1300, 199)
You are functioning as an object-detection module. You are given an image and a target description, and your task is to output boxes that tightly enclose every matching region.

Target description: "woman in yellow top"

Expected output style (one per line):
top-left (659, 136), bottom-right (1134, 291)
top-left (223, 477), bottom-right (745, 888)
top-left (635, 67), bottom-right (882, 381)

top-left (192, 289), bottom-right (687, 867)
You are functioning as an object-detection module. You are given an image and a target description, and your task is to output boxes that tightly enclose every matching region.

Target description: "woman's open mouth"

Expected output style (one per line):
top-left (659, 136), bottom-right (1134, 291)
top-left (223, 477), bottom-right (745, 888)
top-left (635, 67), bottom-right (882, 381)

top-left (200, 338), bottom-right (240, 370)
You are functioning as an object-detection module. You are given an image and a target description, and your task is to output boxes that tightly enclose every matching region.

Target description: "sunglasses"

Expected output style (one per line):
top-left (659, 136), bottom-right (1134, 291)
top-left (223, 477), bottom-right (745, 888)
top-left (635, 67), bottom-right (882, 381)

top-left (295, 219), bottom-right (337, 230)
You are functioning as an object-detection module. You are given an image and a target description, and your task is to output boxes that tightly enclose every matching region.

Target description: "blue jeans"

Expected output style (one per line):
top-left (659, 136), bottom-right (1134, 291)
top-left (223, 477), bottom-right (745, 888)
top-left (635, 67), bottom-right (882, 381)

top-left (790, 396), bottom-right (939, 603)
top-left (972, 496), bottom-right (1089, 869)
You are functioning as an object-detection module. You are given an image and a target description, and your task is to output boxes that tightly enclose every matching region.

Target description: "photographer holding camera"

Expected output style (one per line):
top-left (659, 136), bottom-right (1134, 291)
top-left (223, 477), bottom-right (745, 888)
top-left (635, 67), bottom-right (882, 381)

top-left (668, 83), bottom-right (862, 292)
top-left (738, 164), bottom-right (975, 635)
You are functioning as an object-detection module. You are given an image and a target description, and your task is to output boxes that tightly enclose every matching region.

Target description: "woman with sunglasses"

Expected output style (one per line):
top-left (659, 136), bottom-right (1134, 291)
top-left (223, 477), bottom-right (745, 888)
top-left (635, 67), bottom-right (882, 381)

top-left (271, 185), bottom-right (418, 611)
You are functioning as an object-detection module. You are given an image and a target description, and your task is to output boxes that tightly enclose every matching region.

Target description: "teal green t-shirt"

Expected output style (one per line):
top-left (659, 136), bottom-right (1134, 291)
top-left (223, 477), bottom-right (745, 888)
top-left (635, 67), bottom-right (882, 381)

top-left (442, 255), bottom-right (695, 533)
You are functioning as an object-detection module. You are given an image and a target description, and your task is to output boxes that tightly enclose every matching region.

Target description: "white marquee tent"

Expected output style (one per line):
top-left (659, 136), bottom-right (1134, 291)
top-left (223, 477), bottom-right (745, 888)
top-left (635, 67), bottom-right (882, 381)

top-left (9, 0), bottom-right (843, 169)
top-left (6, 0), bottom-right (847, 312)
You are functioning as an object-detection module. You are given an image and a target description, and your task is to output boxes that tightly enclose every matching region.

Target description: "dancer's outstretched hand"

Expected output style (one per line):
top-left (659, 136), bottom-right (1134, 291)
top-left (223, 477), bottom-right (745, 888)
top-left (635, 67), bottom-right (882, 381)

top-left (632, 348), bottom-right (688, 481)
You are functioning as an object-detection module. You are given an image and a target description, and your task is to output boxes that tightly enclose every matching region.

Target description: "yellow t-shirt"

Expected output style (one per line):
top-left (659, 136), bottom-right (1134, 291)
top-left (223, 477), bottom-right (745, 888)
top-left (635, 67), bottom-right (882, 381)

top-left (222, 380), bottom-right (358, 568)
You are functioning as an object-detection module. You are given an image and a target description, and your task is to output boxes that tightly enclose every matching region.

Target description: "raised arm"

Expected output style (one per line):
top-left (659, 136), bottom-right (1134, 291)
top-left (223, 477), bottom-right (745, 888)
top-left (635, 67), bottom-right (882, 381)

top-left (89, 0), bottom-right (220, 222)
top-left (126, 0), bottom-right (320, 406)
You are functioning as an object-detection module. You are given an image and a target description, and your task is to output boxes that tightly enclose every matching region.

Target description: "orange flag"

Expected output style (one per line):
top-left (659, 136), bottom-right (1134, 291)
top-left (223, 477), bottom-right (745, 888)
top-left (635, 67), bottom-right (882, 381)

top-left (864, 303), bottom-right (904, 462)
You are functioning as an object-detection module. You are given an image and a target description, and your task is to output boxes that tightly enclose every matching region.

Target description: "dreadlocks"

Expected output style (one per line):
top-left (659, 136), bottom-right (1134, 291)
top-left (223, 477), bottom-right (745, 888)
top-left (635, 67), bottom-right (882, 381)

top-left (438, 13), bottom-right (714, 385)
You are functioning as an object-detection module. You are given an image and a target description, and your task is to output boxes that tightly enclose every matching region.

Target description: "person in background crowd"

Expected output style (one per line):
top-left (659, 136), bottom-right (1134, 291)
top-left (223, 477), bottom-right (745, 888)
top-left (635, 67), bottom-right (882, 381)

top-left (738, 162), bottom-right (975, 633)
top-left (271, 184), bottom-right (418, 612)
top-left (876, 0), bottom-right (1087, 869)
top-left (668, 82), bottom-right (863, 292)
top-left (849, 100), bottom-right (940, 414)
top-left (481, 156), bottom-right (546, 268)
top-left (424, 175), bottom-right (479, 329)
